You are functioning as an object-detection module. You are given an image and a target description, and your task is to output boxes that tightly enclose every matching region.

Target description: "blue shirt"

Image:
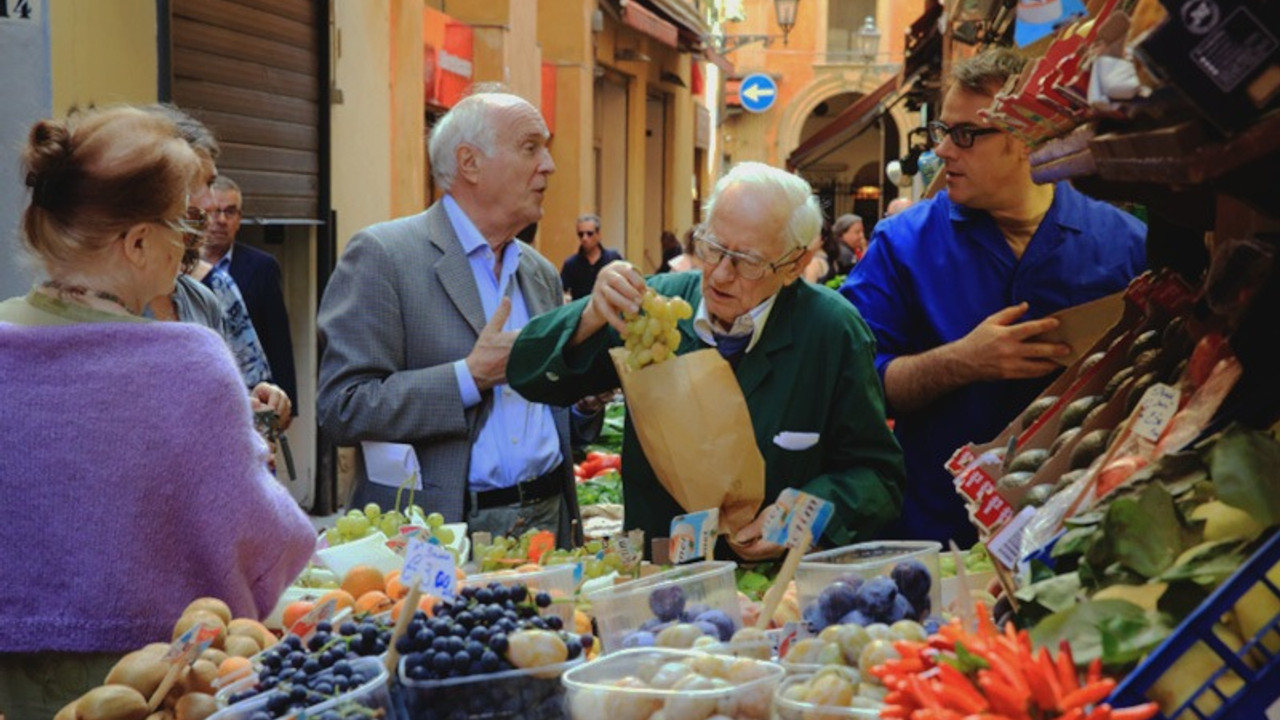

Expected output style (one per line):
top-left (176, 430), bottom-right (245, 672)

top-left (839, 183), bottom-right (1146, 547)
top-left (443, 196), bottom-right (562, 493)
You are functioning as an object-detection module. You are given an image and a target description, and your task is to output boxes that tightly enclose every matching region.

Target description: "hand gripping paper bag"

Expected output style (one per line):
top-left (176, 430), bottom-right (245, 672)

top-left (608, 347), bottom-right (765, 535)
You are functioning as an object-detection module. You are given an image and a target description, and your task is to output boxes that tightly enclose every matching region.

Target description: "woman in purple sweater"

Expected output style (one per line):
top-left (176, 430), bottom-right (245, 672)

top-left (0, 106), bottom-right (316, 718)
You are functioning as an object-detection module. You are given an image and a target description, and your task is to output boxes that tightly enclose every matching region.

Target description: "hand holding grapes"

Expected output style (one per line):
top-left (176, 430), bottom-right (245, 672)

top-left (572, 260), bottom-right (646, 345)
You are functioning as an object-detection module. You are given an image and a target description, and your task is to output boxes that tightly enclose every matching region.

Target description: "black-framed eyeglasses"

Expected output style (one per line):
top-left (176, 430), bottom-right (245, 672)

top-left (164, 207), bottom-right (208, 248)
top-left (926, 120), bottom-right (1002, 149)
top-left (207, 206), bottom-right (241, 219)
top-left (692, 228), bottom-right (804, 281)
top-left (577, 229), bottom-right (597, 238)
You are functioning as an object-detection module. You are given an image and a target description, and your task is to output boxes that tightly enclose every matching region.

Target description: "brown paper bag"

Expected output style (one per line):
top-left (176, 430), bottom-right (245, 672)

top-left (608, 347), bottom-right (765, 534)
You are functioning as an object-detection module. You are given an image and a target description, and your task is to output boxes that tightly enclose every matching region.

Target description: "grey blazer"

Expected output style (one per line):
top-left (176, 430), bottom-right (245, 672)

top-left (317, 202), bottom-right (580, 540)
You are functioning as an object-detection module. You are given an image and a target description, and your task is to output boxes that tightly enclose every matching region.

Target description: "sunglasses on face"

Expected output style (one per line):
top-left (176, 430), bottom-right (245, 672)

top-left (577, 229), bottom-right (598, 238)
top-left (927, 120), bottom-right (1003, 149)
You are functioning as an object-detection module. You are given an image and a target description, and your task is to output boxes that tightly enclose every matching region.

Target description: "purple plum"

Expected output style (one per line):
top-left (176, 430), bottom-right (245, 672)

top-left (853, 577), bottom-right (898, 622)
top-left (817, 581), bottom-right (859, 624)
top-left (891, 560), bottom-right (931, 609)
top-left (694, 609), bottom-right (736, 642)
top-left (838, 609), bottom-right (873, 626)
top-left (648, 585), bottom-right (686, 622)
top-left (621, 630), bottom-right (656, 648)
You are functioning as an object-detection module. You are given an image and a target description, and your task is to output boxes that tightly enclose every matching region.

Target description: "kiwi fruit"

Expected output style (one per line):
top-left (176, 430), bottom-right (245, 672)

top-left (1127, 329), bottom-right (1162, 361)
top-left (1008, 448), bottom-right (1052, 474)
top-left (1131, 348), bottom-right (1162, 378)
top-left (1052, 468), bottom-right (1088, 493)
top-left (1050, 426), bottom-right (1082, 456)
top-left (1078, 351), bottom-right (1107, 376)
top-left (996, 471), bottom-right (1035, 493)
top-left (1070, 428), bottom-right (1111, 470)
top-left (1022, 395), bottom-right (1059, 431)
top-left (74, 685), bottom-right (148, 720)
top-left (1082, 401), bottom-right (1109, 429)
top-left (1020, 483), bottom-right (1055, 509)
top-left (1060, 395), bottom-right (1102, 431)
top-left (1101, 365), bottom-right (1136, 401)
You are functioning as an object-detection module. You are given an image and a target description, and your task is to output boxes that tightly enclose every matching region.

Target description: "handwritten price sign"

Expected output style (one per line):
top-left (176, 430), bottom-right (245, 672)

top-left (403, 537), bottom-right (457, 600)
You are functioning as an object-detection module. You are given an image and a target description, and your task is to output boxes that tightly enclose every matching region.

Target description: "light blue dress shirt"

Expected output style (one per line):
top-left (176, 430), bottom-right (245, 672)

top-left (444, 195), bottom-right (562, 493)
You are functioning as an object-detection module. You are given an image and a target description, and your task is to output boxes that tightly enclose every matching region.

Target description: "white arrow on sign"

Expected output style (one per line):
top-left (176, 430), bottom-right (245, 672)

top-left (742, 84), bottom-right (776, 103)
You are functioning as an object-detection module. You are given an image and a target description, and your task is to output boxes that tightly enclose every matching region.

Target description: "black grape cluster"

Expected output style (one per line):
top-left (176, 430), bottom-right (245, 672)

top-left (225, 621), bottom-right (391, 706)
top-left (399, 582), bottom-right (587, 682)
top-left (399, 582), bottom-right (591, 720)
top-left (241, 657), bottom-right (378, 720)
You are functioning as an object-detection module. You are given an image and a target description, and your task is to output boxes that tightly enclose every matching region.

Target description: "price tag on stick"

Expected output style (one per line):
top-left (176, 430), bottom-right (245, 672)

top-left (403, 537), bottom-right (457, 600)
top-left (150, 621), bottom-right (222, 711)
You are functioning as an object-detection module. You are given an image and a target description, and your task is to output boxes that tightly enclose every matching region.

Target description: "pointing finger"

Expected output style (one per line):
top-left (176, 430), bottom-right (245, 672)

top-left (486, 296), bottom-right (512, 333)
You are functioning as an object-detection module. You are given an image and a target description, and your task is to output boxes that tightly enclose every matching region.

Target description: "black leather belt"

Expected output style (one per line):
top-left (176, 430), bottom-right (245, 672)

top-left (473, 470), bottom-right (561, 510)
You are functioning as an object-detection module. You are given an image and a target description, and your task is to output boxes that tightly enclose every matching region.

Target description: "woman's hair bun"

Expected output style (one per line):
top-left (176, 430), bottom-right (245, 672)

top-left (24, 119), bottom-right (73, 207)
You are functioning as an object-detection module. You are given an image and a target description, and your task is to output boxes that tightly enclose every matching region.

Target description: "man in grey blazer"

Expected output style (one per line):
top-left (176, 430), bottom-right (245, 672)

top-left (317, 90), bottom-right (581, 546)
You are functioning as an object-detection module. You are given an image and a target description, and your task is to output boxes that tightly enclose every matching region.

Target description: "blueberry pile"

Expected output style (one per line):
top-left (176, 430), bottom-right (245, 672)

top-left (224, 621), bottom-right (391, 708)
top-left (804, 559), bottom-right (934, 632)
top-left (399, 582), bottom-right (588, 720)
top-left (240, 657), bottom-right (379, 720)
top-left (619, 584), bottom-right (737, 648)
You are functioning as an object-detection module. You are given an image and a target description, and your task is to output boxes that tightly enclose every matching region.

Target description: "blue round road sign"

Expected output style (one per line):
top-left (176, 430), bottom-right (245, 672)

top-left (739, 73), bottom-right (778, 113)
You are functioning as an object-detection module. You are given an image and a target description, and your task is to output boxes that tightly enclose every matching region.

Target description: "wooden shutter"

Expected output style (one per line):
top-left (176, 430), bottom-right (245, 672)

top-left (169, 0), bottom-right (323, 221)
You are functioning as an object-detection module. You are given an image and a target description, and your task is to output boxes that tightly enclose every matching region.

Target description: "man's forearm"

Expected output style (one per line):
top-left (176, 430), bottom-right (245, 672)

top-left (883, 343), bottom-right (973, 414)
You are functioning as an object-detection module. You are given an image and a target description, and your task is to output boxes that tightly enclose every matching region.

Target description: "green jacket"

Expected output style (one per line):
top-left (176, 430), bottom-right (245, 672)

top-left (508, 272), bottom-right (905, 554)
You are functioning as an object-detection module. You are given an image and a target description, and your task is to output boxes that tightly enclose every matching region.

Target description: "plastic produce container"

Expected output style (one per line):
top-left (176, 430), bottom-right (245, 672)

top-left (209, 656), bottom-right (390, 719)
top-left (796, 541), bottom-right (942, 624)
top-left (398, 655), bottom-right (583, 720)
top-left (561, 647), bottom-right (784, 720)
top-left (772, 674), bottom-right (882, 719)
top-left (1107, 529), bottom-right (1280, 719)
top-left (585, 560), bottom-right (741, 653)
top-left (465, 563), bottom-right (577, 622)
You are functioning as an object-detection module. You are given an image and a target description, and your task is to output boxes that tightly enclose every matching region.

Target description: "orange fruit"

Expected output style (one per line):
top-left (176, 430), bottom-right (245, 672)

top-left (217, 656), bottom-right (253, 681)
top-left (354, 590), bottom-right (394, 616)
top-left (391, 594), bottom-right (439, 622)
top-left (341, 565), bottom-right (386, 599)
top-left (317, 589), bottom-right (356, 614)
top-left (281, 600), bottom-right (315, 630)
top-left (384, 570), bottom-right (409, 601)
top-left (573, 609), bottom-right (592, 636)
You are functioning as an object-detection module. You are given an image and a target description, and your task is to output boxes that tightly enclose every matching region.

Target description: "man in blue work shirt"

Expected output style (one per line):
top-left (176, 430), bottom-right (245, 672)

top-left (317, 89), bottom-right (580, 546)
top-left (839, 48), bottom-right (1146, 547)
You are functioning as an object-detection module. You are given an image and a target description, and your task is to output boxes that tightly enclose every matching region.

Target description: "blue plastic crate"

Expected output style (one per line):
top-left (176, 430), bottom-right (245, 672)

top-left (1108, 529), bottom-right (1280, 719)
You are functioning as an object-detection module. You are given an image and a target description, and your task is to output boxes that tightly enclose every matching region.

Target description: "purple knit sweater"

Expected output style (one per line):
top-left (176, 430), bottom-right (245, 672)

top-left (0, 321), bottom-right (316, 653)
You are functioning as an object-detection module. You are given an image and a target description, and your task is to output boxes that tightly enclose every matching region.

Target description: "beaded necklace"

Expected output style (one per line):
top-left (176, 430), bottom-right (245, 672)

top-left (39, 280), bottom-right (137, 316)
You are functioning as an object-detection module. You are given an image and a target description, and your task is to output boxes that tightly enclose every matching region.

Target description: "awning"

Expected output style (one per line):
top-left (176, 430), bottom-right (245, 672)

top-left (619, 0), bottom-right (711, 49)
top-left (786, 70), bottom-right (912, 170)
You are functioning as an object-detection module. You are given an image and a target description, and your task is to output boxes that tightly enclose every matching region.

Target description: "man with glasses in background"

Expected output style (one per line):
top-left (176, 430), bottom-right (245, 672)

top-left (838, 47), bottom-right (1146, 548)
top-left (509, 161), bottom-right (906, 561)
top-left (560, 213), bottom-right (622, 300)
top-left (201, 175), bottom-right (298, 415)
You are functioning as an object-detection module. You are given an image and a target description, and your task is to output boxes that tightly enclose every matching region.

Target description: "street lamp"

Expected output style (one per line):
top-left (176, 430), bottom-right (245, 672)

top-left (774, 0), bottom-right (799, 45)
top-left (856, 15), bottom-right (881, 62)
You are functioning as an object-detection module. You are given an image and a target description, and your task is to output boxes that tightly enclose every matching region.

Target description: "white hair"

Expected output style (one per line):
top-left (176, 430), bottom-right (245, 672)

top-left (428, 89), bottom-right (533, 192)
top-left (703, 161), bottom-right (823, 253)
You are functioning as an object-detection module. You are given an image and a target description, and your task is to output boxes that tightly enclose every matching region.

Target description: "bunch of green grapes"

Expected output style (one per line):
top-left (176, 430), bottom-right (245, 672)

top-left (324, 502), bottom-right (455, 547)
top-left (542, 540), bottom-right (636, 580)
top-left (621, 289), bottom-right (693, 370)
top-left (474, 532), bottom-right (537, 572)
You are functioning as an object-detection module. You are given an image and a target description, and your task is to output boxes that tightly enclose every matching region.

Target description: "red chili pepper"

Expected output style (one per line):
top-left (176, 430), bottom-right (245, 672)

top-left (1057, 640), bottom-right (1080, 693)
top-left (1037, 646), bottom-right (1064, 708)
top-left (935, 662), bottom-right (989, 714)
top-left (1109, 703), bottom-right (1159, 720)
top-left (1087, 658), bottom-right (1103, 685)
top-left (1085, 703), bottom-right (1112, 720)
top-left (1059, 679), bottom-right (1117, 712)
top-left (1051, 709), bottom-right (1085, 720)
top-left (978, 673), bottom-right (1030, 720)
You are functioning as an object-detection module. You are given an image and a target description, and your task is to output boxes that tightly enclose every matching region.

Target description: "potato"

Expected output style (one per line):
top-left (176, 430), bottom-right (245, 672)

top-left (105, 649), bottom-right (170, 696)
top-left (75, 685), bottom-right (149, 720)
top-left (222, 634), bottom-right (261, 659)
top-left (181, 598), bottom-right (231, 626)
top-left (183, 659), bottom-right (218, 695)
top-left (227, 618), bottom-right (276, 649)
top-left (173, 693), bottom-right (217, 720)
top-left (54, 700), bottom-right (79, 720)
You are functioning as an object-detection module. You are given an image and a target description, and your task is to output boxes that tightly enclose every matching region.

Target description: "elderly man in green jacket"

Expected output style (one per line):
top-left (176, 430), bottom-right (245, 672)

top-left (508, 162), bottom-right (905, 560)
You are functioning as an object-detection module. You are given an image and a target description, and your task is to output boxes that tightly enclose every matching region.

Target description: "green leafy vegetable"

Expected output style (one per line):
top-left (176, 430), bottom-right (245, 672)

top-left (1029, 599), bottom-right (1172, 669)
top-left (1208, 425), bottom-right (1280, 527)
